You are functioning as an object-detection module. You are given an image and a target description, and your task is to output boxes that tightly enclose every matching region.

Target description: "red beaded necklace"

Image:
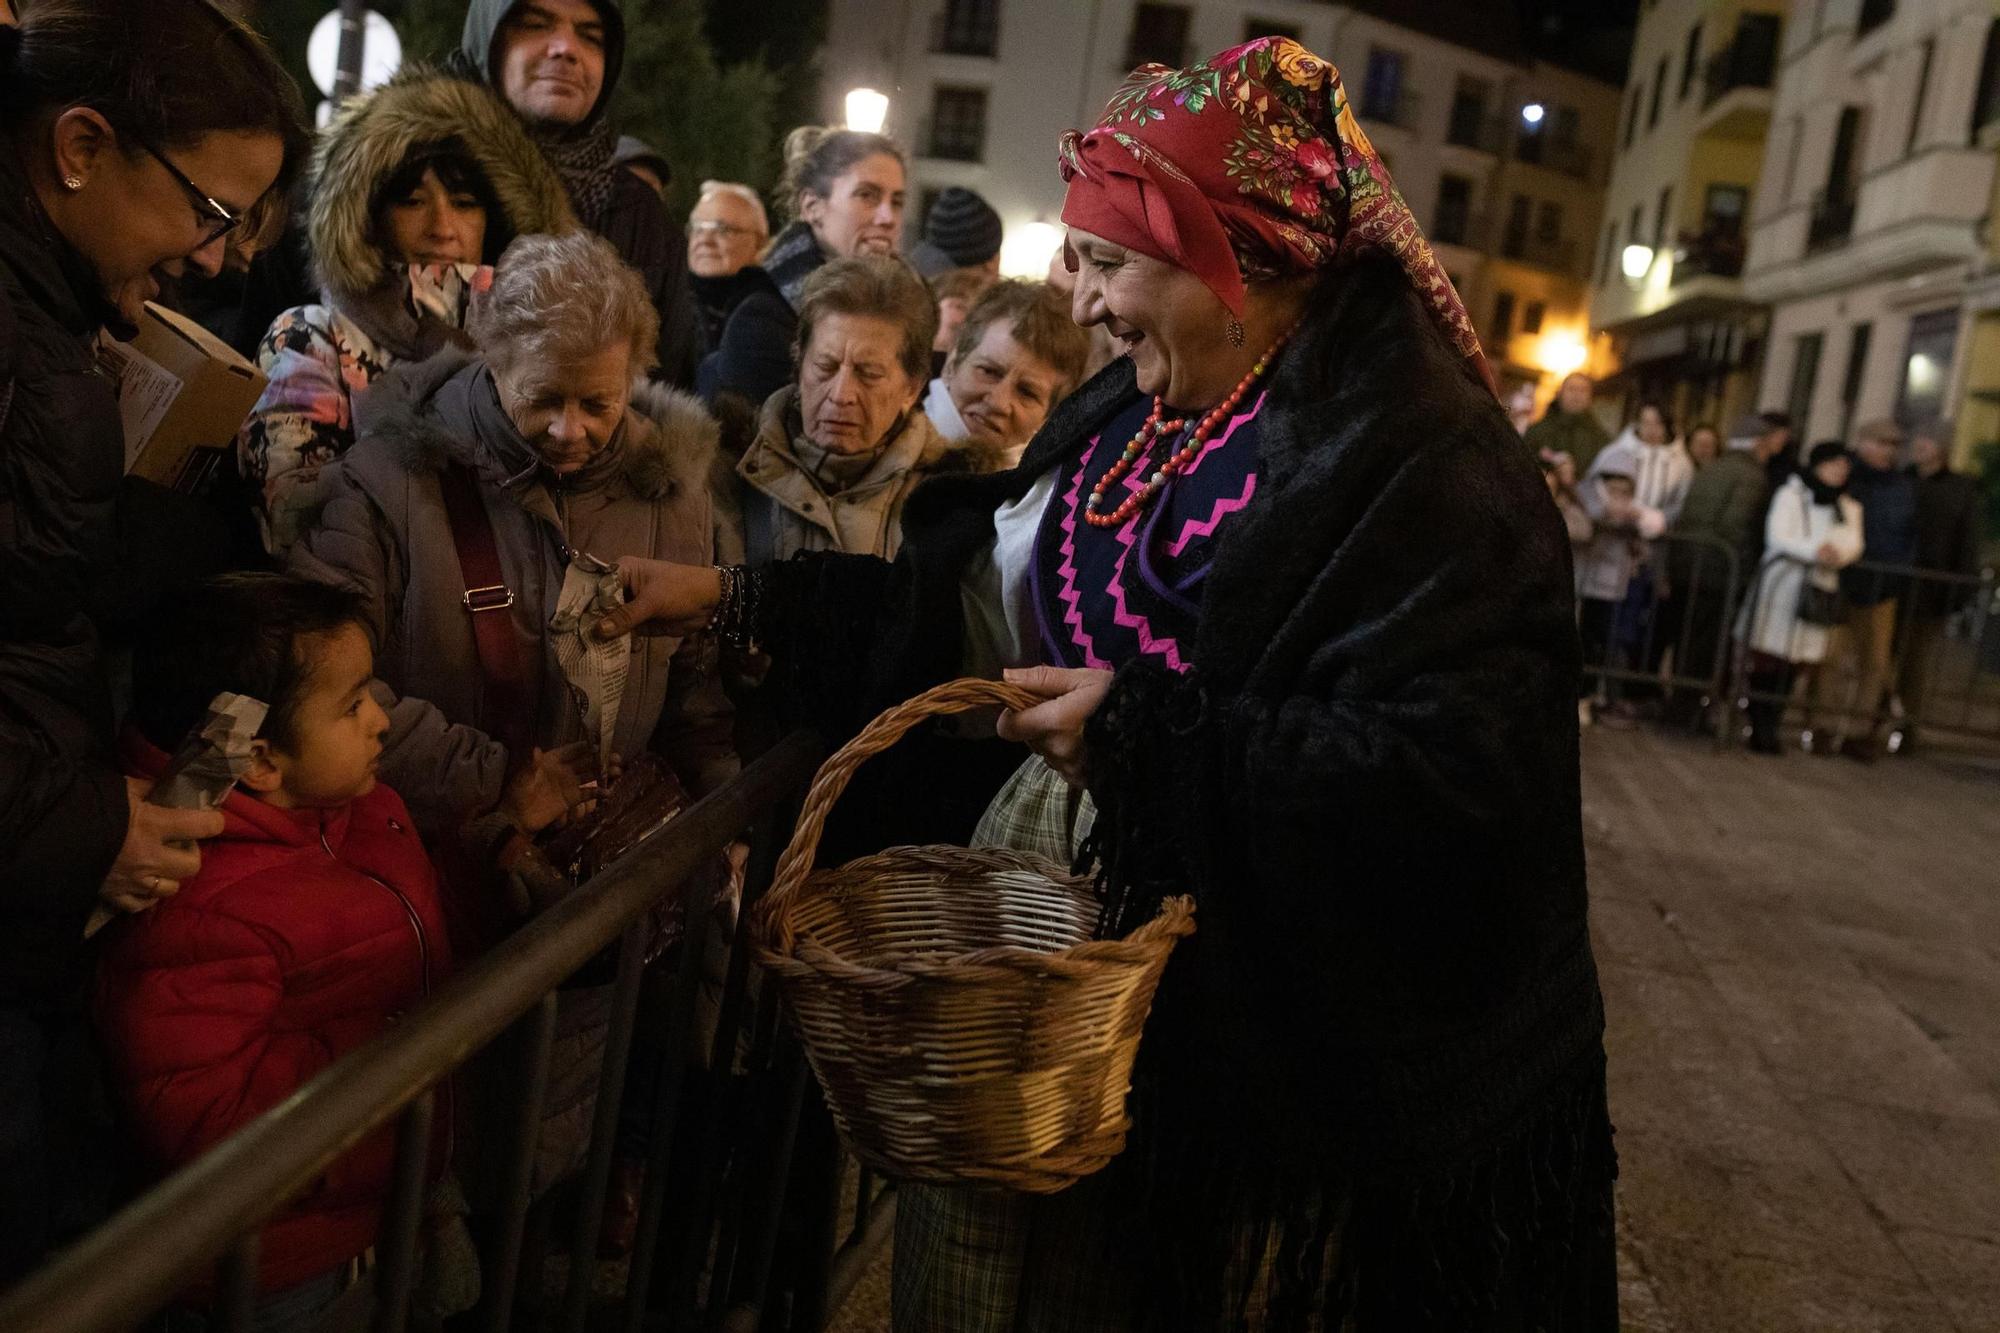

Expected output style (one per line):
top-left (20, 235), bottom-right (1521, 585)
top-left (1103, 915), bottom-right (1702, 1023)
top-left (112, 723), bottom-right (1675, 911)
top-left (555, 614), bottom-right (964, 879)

top-left (1084, 324), bottom-right (1297, 528)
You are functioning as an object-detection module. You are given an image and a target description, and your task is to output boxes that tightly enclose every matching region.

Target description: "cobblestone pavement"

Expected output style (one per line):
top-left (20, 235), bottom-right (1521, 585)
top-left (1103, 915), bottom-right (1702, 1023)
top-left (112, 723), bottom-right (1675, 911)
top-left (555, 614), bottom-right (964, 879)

top-left (832, 728), bottom-right (2000, 1331)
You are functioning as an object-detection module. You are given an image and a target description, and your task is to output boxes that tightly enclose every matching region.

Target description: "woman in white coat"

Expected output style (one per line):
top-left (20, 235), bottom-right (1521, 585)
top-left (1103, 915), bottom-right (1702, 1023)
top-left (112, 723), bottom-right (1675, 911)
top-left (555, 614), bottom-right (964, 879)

top-left (1738, 441), bottom-right (1864, 752)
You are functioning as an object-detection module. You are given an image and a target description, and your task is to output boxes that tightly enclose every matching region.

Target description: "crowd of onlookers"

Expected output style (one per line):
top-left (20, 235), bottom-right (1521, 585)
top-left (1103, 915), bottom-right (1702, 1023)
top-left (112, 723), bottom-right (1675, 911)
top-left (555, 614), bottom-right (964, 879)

top-left (0, 0), bottom-right (1095, 1323)
top-left (1523, 371), bottom-right (1990, 759)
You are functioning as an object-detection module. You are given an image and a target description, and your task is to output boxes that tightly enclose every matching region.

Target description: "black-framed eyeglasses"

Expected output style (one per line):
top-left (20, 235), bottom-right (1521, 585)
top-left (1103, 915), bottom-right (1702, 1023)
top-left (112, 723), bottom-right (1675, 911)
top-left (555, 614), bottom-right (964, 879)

top-left (136, 137), bottom-right (240, 248)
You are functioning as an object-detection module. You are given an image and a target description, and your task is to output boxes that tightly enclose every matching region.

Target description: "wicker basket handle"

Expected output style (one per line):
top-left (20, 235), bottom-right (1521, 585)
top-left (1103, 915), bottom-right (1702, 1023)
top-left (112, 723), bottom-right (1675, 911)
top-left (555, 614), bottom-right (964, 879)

top-left (766, 677), bottom-right (1043, 921)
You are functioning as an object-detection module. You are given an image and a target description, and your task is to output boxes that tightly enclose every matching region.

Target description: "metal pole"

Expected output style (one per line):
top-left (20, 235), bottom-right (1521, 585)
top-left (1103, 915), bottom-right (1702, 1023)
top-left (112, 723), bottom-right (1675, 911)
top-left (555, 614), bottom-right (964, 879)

top-left (333, 0), bottom-right (367, 102)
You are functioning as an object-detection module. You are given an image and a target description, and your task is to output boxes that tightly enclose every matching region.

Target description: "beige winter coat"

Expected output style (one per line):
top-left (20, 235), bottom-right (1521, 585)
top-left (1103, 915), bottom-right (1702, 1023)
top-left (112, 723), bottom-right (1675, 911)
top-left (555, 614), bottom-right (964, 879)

top-left (722, 385), bottom-right (968, 564)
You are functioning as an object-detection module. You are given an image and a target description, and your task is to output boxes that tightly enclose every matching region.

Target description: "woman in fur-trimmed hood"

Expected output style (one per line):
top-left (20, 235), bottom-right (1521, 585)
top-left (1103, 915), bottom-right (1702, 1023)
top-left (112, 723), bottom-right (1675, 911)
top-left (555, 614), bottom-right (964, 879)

top-left (238, 67), bottom-right (576, 554)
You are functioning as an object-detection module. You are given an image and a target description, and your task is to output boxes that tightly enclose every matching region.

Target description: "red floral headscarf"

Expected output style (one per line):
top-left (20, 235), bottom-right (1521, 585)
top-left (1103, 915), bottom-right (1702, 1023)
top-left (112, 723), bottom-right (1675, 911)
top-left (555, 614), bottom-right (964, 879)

top-left (1059, 37), bottom-right (1494, 394)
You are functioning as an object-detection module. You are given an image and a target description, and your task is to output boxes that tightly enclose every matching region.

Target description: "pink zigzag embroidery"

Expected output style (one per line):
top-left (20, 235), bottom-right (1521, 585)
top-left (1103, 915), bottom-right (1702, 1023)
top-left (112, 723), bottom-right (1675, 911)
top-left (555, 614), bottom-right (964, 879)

top-left (1168, 473), bottom-right (1257, 557)
top-left (1054, 434), bottom-right (1112, 669)
top-left (1178, 390), bottom-right (1267, 479)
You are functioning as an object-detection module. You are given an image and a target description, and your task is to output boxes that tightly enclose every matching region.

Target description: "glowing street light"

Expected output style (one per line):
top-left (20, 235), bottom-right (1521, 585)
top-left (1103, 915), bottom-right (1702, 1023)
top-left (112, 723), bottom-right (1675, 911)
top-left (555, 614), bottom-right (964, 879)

top-left (1521, 102), bottom-right (1546, 126)
top-left (1539, 332), bottom-right (1589, 377)
top-left (1622, 243), bottom-right (1656, 281)
top-left (845, 88), bottom-right (890, 135)
top-left (1000, 219), bottom-right (1065, 279)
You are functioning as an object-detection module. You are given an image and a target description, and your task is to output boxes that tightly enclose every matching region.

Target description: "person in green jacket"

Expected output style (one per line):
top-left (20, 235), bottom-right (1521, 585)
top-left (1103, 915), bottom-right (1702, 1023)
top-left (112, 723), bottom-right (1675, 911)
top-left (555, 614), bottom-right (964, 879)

top-left (1663, 411), bottom-right (1792, 726)
top-left (1523, 371), bottom-right (1612, 472)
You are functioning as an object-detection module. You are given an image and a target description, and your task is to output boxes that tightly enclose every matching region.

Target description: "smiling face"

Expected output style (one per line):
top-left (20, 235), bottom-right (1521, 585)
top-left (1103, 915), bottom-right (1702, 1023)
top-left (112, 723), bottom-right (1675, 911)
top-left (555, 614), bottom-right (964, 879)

top-left (798, 311), bottom-right (922, 456)
top-left (800, 153), bottom-right (906, 259)
top-left (495, 339), bottom-right (633, 475)
top-left (380, 166), bottom-right (489, 267)
top-left (943, 321), bottom-right (1066, 454)
top-left (1064, 228), bottom-right (1246, 410)
top-left (687, 190), bottom-right (767, 277)
top-left (496, 0), bottom-right (608, 130)
top-left (250, 624), bottom-right (389, 809)
top-left (42, 112), bottom-right (283, 325)
top-left (1813, 453), bottom-right (1852, 490)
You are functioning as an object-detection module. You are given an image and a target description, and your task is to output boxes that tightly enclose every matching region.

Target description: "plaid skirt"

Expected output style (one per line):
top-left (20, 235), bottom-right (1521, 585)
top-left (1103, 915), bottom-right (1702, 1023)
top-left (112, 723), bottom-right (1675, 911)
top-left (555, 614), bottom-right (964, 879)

top-left (890, 758), bottom-right (1341, 1333)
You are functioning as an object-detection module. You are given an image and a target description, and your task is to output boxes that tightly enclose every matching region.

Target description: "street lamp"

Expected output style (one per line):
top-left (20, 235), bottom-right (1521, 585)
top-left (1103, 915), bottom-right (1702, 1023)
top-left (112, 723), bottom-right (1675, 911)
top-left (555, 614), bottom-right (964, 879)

top-left (1000, 219), bottom-right (1065, 279)
top-left (1621, 243), bottom-right (1656, 282)
top-left (1538, 332), bottom-right (1588, 377)
top-left (845, 88), bottom-right (890, 135)
top-left (1521, 102), bottom-right (1546, 126)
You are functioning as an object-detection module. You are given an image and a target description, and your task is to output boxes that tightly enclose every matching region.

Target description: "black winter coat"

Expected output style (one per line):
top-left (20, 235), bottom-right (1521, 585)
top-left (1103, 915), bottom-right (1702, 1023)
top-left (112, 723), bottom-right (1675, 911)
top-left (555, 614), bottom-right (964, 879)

top-left (1911, 466), bottom-right (1987, 616)
top-left (597, 169), bottom-right (703, 392)
top-left (752, 254), bottom-right (1615, 1325)
top-left (0, 151), bottom-right (130, 1002)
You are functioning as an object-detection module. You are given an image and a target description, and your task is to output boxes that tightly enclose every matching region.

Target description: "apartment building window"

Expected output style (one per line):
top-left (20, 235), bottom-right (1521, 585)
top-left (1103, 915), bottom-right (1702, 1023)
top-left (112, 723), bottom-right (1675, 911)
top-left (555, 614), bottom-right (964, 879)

top-left (1126, 3), bottom-right (1190, 68)
top-left (1838, 322), bottom-right (1872, 443)
top-left (1242, 17), bottom-right (1299, 43)
top-left (1623, 85), bottom-right (1640, 149)
top-left (1601, 220), bottom-right (1619, 284)
top-left (1897, 309), bottom-right (1960, 431)
top-left (927, 87), bottom-right (989, 162)
top-left (1702, 184), bottom-right (1747, 238)
top-left (1679, 23), bottom-right (1703, 100)
top-left (1857, 0), bottom-right (1894, 38)
top-left (1786, 333), bottom-right (1824, 437)
top-left (1523, 300), bottom-right (1546, 335)
top-left (1502, 194), bottom-right (1531, 258)
top-left (937, 0), bottom-right (1000, 57)
top-left (1434, 173), bottom-right (1473, 246)
top-left (1448, 77), bottom-right (1493, 149)
top-left (1812, 105), bottom-right (1864, 249)
top-left (1647, 57), bottom-right (1666, 129)
top-left (1654, 187), bottom-right (1672, 246)
top-left (1493, 290), bottom-right (1516, 342)
top-left (1972, 21), bottom-right (2000, 140)
top-left (1362, 47), bottom-right (1409, 124)
top-left (1535, 201), bottom-right (1563, 245)
top-left (1907, 40), bottom-right (1934, 155)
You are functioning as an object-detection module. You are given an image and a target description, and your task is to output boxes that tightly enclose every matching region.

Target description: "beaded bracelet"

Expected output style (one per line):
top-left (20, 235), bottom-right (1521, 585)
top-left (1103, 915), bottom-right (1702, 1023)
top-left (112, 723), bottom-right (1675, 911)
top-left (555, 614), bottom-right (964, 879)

top-left (708, 565), bottom-right (764, 649)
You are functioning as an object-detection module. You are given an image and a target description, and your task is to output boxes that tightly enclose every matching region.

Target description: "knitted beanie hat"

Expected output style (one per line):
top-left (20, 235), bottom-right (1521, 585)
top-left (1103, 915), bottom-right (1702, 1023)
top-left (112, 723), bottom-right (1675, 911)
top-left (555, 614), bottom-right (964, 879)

top-left (922, 187), bottom-right (1003, 268)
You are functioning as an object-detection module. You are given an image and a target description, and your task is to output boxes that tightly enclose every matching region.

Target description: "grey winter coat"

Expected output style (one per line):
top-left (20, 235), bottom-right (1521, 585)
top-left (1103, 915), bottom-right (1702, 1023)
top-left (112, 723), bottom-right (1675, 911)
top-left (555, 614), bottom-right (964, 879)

top-left (291, 351), bottom-right (736, 834)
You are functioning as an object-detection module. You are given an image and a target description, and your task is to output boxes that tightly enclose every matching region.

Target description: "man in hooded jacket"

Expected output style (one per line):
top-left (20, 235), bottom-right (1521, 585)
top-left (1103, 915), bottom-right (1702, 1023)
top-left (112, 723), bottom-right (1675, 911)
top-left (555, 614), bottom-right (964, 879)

top-left (450, 0), bottom-right (702, 389)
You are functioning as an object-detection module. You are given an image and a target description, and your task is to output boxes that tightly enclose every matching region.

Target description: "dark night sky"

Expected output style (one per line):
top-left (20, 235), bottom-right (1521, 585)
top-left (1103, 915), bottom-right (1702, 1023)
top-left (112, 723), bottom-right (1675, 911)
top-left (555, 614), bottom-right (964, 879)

top-left (1519, 0), bottom-right (1643, 84)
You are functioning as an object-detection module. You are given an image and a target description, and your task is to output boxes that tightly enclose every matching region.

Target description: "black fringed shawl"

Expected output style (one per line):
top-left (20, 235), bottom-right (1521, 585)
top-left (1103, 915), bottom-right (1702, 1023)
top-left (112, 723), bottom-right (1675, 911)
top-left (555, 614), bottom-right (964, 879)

top-left (755, 253), bottom-right (1617, 1329)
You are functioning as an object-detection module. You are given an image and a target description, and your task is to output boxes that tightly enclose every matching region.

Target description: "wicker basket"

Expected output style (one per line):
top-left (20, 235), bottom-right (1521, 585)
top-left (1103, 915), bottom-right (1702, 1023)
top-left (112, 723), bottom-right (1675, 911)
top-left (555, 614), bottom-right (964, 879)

top-left (752, 678), bottom-right (1195, 1193)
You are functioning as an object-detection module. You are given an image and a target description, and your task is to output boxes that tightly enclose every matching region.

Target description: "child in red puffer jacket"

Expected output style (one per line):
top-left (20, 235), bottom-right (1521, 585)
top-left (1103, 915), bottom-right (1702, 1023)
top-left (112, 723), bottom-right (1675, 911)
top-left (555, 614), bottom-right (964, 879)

top-left (95, 573), bottom-right (581, 1328)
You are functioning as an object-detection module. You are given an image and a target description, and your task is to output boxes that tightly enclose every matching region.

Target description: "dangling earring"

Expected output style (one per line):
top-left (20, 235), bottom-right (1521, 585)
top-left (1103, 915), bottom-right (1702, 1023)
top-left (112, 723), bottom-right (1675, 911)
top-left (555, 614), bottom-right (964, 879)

top-left (1226, 317), bottom-right (1245, 348)
top-left (62, 175), bottom-right (84, 191)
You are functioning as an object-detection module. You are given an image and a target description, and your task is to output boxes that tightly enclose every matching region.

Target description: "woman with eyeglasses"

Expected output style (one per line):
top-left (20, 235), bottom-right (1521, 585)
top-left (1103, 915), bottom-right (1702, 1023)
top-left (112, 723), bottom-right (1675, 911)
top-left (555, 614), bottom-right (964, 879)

top-left (0, 0), bottom-right (306, 1281)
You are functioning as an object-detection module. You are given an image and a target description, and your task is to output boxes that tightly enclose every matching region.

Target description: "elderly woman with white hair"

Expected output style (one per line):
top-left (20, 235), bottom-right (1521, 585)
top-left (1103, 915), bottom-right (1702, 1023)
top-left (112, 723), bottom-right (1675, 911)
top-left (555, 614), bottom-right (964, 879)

top-left (687, 179), bottom-right (773, 350)
top-left (292, 230), bottom-right (737, 839)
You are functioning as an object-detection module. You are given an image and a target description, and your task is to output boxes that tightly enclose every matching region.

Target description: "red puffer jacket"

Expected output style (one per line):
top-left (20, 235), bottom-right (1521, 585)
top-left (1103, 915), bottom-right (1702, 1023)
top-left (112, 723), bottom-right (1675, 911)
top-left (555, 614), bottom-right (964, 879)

top-left (95, 739), bottom-right (456, 1293)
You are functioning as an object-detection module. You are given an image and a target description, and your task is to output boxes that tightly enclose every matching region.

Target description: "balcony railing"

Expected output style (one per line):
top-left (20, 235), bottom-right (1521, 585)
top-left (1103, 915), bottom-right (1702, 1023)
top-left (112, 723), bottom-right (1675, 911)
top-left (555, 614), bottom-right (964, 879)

top-left (1807, 193), bottom-right (1857, 251)
top-left (1357, 85), bottom-right (1422, 131)
top-left (1513, 133), bottom-right (1593, 180)
top-left (1702, 29), bottom-right (1778, 107)
top-left (1670, 230), bottom-right (1747, 284)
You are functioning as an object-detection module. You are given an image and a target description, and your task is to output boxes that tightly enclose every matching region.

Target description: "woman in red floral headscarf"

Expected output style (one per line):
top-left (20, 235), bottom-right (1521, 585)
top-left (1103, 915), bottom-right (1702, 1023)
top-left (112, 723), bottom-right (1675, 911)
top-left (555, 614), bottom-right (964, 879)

top-left (600, 37), bottom-right (1615, 1331)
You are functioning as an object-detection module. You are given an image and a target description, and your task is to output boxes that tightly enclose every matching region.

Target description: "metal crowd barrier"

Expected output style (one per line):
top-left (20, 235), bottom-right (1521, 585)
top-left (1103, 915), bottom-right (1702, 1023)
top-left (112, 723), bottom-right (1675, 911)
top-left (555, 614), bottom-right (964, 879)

top-left (1575, 529), bottom-right (2000, 752)
top-left (0, 730), bottom-right (903, 1333)
top-left (1728, 555), bottom-right (1999, 751)
top-left (1576, 531), bottom-right (1745, 740)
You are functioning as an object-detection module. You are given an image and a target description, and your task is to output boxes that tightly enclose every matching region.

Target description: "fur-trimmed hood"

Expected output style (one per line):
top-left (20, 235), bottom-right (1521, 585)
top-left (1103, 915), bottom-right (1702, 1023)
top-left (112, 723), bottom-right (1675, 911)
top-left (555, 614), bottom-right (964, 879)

top-left (354, 349), bottom-right (719, 505)
top-left (309, 67), bottom-right (577, 306)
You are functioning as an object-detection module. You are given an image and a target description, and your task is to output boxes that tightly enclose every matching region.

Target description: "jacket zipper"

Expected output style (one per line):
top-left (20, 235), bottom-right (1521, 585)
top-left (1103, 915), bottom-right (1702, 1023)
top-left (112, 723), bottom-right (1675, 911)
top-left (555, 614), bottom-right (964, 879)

top-left (319, 823), bottom-right (451, 1161)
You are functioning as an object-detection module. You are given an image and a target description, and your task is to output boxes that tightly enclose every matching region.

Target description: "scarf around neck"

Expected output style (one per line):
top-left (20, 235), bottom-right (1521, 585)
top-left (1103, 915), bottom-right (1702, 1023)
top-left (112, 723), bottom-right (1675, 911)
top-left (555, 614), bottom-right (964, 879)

top-left (449, 359), bottom-right (627, 494)
top-left (762, 219), bottom-right (828, 311)
top-left (535, 116), bottom-right (622, 232)
top-left (335, 262), bottom-right (492, 364)
top-left (1801, 469), bottom-right (1847, 508)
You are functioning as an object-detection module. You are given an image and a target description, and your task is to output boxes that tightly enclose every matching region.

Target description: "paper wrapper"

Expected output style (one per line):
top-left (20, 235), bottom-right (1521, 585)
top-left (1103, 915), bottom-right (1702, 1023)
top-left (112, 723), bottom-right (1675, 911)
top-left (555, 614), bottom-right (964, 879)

top-left (86, 692), bottom-right (267, 937)
top-left (549, 552), bottom-right (631, 769)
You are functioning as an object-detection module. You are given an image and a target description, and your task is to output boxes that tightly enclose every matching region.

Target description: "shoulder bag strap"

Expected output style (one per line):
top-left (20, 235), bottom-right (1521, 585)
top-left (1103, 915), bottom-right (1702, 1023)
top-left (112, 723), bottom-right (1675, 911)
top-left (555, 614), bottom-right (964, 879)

top-left (435, 462), bottom-right (535, 760)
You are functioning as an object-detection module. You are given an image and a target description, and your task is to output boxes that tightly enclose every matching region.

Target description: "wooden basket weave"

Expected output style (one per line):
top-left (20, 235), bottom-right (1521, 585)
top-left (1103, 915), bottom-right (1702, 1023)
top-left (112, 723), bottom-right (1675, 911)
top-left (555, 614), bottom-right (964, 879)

top-left (752, 678), bottom-right (1195, 1193)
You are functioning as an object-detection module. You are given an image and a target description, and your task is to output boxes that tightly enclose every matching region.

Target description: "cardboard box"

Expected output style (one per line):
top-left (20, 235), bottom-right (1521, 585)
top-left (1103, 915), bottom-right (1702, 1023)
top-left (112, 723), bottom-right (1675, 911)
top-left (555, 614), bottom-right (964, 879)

top-left (96, 303), bottom-right (266, 489)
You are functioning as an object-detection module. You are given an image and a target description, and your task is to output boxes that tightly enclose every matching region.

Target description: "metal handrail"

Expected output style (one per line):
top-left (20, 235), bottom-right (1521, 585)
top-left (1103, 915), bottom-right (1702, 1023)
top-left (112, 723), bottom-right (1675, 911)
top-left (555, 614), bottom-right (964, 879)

top-left (0, 731), bottom-right (825, 1333)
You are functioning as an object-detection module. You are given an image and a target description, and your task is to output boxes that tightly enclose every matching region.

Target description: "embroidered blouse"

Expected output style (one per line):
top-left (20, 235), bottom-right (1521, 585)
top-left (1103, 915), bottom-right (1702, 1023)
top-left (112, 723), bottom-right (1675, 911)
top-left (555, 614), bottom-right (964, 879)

top-left (1029, 390), bottom-right (1267, 674)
